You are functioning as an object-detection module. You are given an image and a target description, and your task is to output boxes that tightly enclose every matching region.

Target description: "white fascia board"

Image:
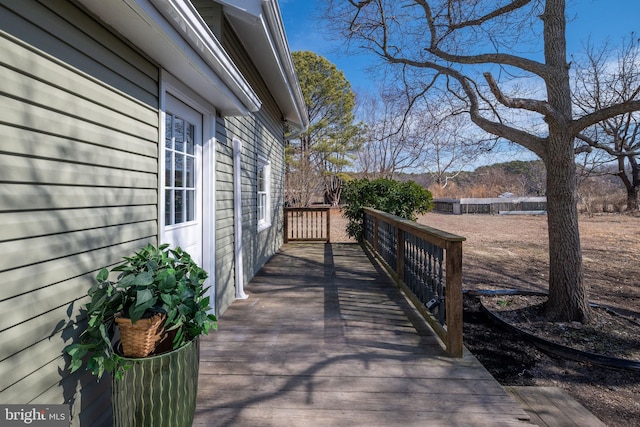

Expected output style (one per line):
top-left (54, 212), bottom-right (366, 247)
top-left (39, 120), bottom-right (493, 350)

top-left (77, 0), bottom-right (261, 115)
top-left (219, 0), bottom-right (308, 132)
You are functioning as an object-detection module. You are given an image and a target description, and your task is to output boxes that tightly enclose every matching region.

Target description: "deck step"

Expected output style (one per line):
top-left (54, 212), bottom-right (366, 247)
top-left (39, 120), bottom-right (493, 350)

top-left (505, 386), bottom-right (606, 427)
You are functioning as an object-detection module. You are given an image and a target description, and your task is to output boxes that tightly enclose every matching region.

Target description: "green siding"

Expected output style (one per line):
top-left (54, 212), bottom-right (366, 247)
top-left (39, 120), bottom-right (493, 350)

top-left (214, 123), bottom-right (237, 314)
top-left (213, 18), bottom-right (286, 314)
top-left (0, 1), bottom-right (159, 426)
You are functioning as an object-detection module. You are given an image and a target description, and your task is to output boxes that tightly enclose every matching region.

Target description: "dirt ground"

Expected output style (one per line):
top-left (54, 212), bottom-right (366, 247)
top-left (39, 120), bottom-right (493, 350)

top-left (420, 212), bottom-right (639, 316)
top-left (330, 209), bottom-right (640, 426)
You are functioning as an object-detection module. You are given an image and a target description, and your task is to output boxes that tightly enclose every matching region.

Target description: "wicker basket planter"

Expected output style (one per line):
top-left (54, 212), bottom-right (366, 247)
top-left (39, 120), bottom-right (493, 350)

top-left (115, 312), bottom-right (166, 357)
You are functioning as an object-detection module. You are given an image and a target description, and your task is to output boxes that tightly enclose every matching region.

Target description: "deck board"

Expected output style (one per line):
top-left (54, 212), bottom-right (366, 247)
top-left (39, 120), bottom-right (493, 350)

top-left (194, 243), bottom-right (531, 426)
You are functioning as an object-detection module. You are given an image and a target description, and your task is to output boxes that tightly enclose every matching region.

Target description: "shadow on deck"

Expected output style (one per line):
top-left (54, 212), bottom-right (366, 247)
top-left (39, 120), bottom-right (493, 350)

top-left (193, 243), bottom-right (531, 426)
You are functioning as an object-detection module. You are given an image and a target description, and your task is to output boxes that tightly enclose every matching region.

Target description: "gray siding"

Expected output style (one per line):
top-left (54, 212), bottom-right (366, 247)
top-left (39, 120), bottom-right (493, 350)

top-left (213, 19), bottom-right (286, 314)
top-left (0, 1), bottom-right (159, 426)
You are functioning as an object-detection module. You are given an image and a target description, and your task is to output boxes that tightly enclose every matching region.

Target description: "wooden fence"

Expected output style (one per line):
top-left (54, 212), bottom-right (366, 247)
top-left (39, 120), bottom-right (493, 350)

top-left (284, 207), bottom-right (331, 243)
top-left (434, 197), bottom-right (547, 215)
top-left (362, 207), bottom-right (465, 357)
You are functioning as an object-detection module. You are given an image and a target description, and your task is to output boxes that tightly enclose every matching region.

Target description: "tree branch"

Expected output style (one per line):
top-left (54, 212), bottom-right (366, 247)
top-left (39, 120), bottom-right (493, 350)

top-left (576, 131), bottom-right (640, 157)
top-left (429, 48), bottom-right (550, 78)
top-left (429, 64), bottom-right (546, 157)
top-left (483, 72), bottom-right (559, 120)
top-left (571, 100), bottom-right (640, 136)
top-left (411, 0), bottom-right (549, 77)
top-left (445, 0), bottom-right (534, 30)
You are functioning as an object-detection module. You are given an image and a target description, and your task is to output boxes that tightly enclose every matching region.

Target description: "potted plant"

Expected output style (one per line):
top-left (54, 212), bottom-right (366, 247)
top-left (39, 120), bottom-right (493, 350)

top-left (64, 243), bottom-right (217, 426)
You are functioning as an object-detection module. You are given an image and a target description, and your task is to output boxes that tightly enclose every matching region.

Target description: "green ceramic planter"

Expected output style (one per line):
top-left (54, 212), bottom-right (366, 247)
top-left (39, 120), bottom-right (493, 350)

top-left (112, 338), bottom-right (200, 427)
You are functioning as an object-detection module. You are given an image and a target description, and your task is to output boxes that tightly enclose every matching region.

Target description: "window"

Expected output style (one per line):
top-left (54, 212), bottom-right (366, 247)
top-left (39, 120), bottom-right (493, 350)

top-left (257, 157), bottom-right (271, 231)
top-left (165, 112), bottom-right (197, 226)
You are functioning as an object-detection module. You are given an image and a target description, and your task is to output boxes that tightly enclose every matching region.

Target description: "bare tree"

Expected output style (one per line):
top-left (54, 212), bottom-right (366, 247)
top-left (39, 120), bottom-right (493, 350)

top-left (357, 90), bottom-right (490, 183)
top-left (355, 91), bottom-right (425, 179)
top-left (285, 150), bottom-right (321, 207)
top-left (324, 0), bottom-right (640, 322)
top-left (417, 105), bottom-right (489, 187)
top-left (573, 36), bottom-right (640, 211)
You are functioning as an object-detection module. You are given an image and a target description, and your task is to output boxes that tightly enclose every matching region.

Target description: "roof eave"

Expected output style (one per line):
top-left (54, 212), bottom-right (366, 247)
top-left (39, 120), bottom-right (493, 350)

top-left (77, 0), bottom-right (261, 115)
top-left (218, 0), bottom-right (309, 132)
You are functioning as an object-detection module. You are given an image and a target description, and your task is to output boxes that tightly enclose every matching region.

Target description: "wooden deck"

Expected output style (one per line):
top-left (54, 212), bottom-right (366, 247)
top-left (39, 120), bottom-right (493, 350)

top-left (194, 243), bottom-right (532, 426)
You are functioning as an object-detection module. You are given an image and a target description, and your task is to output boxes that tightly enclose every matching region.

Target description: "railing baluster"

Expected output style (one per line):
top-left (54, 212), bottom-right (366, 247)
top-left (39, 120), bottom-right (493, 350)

top-left (397, 227), bottom-right (404, 282)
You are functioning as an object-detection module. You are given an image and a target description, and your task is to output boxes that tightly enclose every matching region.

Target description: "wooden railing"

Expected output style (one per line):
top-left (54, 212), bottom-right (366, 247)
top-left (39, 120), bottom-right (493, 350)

top-left (362, 207), bottom-right (465, 357)
top-left (284, 207), bottom-right (331, 243)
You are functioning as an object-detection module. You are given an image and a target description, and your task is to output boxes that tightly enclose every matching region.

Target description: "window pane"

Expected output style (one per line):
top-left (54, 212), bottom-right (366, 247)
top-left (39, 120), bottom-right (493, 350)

top-left (175, 154), bottom-right (184, 187)
top-left (165, 151), bottom-right (172, 187)
top-left (186, 123), bottom-right (194, 155)
top-left (174, 117), bottom-right (184, 152)
top-left (175, 190), bottom-right (184, 224)
top-left (257, 167), bottom-right (264, 191)
top-left (165, 115), bottom-right (172, 149)
top-left (165, 190), bottom-right (173, 225)
top-left (258, 192), bottom-right (266, 221)
top-left (186, 190), bottom-right (195, 221)
top-left (186, 156), bottom-right (194, 187)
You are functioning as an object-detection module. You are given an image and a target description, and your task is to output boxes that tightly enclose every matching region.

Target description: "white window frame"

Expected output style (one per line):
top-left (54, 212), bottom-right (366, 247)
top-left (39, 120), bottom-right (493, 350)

top-left (257, 156), bottom-right (271, 232)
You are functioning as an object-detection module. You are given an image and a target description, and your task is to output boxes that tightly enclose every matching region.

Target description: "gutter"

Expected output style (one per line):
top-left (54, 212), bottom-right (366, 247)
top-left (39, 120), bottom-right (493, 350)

top-left (218, 0), bottom-right (308, 132)
top-left (261, 0), bottom-right (309, 133)
top-left (150, 0), bottom-right (262, 112)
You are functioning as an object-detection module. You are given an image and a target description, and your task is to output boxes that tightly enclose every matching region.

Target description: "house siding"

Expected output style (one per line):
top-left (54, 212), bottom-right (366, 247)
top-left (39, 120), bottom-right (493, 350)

top-left (0, 1), bottom-right (159, 426)
top-left (1, 0), bottom-right (298, 424)
top-left (213, 19), bottom-right (286, 313)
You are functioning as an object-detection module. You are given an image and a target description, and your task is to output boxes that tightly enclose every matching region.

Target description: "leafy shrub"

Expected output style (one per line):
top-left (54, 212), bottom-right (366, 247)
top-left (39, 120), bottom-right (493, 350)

top-left (342, 178), bottom-right (433, 240)
top-left (64, 244), bottom-right (217, 379)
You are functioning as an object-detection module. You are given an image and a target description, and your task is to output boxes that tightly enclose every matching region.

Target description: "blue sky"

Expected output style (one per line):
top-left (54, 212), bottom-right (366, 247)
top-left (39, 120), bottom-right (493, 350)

top-left (280, 0), bottom-right (640, 94)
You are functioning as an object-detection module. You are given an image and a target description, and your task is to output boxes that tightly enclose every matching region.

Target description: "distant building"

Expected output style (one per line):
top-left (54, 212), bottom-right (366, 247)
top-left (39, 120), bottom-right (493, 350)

top-left (433, 197), bottom-right (547, 215)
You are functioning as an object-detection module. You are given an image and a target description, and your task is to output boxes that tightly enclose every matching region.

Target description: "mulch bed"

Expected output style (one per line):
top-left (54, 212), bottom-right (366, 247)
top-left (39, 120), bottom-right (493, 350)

top-left (480, 293), bottom-right (640, 362)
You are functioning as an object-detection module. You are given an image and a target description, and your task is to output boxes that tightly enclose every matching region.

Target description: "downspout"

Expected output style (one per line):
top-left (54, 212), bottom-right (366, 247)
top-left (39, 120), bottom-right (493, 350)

top-left (233, 138), bottom-right (249, 299)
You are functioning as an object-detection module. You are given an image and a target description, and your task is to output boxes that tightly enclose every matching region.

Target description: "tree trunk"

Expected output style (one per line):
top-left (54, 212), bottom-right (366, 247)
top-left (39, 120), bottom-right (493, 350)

top-left (628, 156), bottom-right (640, 211)
top-left (617, 157), bottom-right (635, 211)
top-left (324, 175), bottom-right (342, 207)
top-left (542, 0), bottom-right (592, 322)
top-left (544, 134), bottom-right (592, 322)
top-left (627, 185), bottom-right (639, 211)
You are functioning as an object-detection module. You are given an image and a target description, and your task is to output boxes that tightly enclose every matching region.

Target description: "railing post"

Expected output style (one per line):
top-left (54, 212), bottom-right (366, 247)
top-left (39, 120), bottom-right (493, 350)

top-left (326, 208), bottom-right (331, 243)
top-left (284, 208), bottom-right (289, 243)
top-left (445, 240), bottom-right (463, 357)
